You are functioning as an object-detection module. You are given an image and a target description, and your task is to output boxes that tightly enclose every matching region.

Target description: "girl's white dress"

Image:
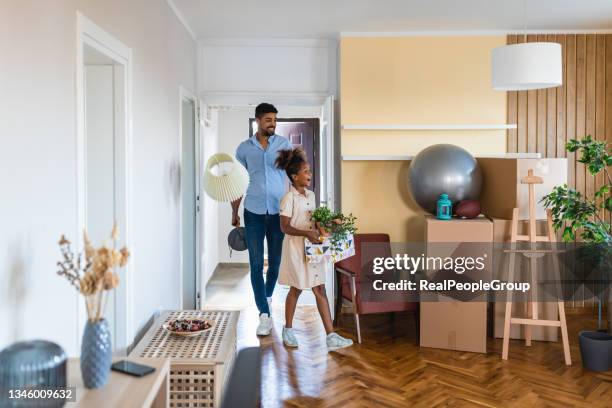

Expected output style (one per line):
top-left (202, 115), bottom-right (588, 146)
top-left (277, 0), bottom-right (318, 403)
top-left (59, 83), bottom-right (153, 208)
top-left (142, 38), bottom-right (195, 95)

top-left (278, 186), bottom-right (324, 289)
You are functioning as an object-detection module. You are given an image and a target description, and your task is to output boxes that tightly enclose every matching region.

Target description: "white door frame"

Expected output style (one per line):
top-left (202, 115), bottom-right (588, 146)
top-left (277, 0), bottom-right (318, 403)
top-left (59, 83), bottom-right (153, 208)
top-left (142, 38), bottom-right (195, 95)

top-left (178, 86), bottom-right (202, 309)
top-left (320, 95), bottom-right (337, 316)
top-left (75, 11), bottom-right (134, 353)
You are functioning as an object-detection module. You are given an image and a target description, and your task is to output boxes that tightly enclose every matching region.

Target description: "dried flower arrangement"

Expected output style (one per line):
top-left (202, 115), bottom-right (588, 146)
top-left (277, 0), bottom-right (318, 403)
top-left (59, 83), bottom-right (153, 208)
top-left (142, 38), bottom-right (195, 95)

top-left (57, 223), bottom-right (130, 322)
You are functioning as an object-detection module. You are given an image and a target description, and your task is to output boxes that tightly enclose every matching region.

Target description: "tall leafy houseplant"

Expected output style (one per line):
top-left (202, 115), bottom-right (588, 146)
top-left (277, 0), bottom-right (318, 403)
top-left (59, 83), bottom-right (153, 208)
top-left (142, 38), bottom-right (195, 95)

top-left (542, 136), bottom-right (612, 243)
top-left (541, 135), bottom-right (612, 333)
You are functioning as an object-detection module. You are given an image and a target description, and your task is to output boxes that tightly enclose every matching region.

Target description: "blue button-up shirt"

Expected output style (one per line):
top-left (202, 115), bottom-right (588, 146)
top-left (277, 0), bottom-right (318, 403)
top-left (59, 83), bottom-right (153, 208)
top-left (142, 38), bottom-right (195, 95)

top-left (236, 134), bottom-right (292, 215)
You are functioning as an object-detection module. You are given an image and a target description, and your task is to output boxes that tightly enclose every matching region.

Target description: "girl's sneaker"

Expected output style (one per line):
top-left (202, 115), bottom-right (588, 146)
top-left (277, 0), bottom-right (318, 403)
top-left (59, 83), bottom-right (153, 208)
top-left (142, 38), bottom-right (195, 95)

top-left (282, 326), bottom-right (299, 348)
top-left (326, 332), bottom-right (353, 351)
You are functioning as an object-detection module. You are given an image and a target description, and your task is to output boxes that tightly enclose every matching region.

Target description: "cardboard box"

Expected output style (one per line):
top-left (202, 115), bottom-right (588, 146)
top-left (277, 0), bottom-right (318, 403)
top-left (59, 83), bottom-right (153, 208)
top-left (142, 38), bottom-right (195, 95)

top-left (490, 217), bottom-right (558, 342)
top-left (421, 216), bottom-right (492, 353)
top-left (478, 158), bottom-right (567, 221)
top-left (420, 302), bottom-right (489, 353)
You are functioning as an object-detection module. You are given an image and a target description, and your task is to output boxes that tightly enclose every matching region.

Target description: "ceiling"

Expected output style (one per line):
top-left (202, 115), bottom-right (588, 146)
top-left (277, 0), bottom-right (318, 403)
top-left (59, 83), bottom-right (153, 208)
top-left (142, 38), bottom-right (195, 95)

top-left (172, 0), bottom-right (612, 39)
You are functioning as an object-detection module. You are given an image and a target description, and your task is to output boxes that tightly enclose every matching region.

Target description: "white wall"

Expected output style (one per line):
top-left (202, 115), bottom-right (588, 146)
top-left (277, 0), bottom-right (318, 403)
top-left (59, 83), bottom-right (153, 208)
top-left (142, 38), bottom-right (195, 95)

top-left (201, 106), bottom-right (219, 290)
top-left (199, 39), bottom-right (338, 106)
top-left (215, 105), bottom-right (322, 264)
top-left (0, 0), bottom-right (196, 355)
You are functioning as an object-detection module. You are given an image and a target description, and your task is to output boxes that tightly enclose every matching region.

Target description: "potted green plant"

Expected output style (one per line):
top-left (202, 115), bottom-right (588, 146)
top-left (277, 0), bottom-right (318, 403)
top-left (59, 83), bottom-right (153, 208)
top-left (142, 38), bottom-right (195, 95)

top-left (311, 206), bottom-right (357, 252)
top-left (311, 206), bottom-right (337, 237)
top-left (541, 135), bottom-right (612, 371)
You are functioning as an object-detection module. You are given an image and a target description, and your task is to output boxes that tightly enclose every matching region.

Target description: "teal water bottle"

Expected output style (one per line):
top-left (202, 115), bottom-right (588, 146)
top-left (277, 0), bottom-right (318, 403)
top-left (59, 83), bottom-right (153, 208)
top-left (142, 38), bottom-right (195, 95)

top-left (436, 193), bottom-right (452, 220)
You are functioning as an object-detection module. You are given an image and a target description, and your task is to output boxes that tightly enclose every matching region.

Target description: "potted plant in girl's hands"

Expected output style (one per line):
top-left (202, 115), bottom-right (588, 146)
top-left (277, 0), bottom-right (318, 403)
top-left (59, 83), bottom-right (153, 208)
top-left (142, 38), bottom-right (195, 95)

top-left (311, 206), bottom-right (357, 253)
top-left (56, 223), bottom-right (130, 388)
top-left (311, 206), bottom-right (338, 237)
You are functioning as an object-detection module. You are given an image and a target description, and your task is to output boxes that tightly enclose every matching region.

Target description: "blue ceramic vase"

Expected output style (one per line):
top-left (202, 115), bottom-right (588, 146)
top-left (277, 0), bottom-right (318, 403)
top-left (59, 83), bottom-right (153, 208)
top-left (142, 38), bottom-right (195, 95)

top-left (80, 319), bottom-right (111, 389)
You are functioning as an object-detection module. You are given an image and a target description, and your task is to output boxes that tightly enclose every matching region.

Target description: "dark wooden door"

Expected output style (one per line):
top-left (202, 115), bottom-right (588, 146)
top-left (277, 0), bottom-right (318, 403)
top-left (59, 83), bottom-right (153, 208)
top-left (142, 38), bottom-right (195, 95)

top-left (249, 118), bottom-right (320, 205)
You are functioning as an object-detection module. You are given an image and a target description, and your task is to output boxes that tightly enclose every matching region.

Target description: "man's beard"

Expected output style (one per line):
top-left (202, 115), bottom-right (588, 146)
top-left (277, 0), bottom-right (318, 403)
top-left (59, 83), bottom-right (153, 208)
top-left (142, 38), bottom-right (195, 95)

top-left (264, 127), bottom-right (275, 136)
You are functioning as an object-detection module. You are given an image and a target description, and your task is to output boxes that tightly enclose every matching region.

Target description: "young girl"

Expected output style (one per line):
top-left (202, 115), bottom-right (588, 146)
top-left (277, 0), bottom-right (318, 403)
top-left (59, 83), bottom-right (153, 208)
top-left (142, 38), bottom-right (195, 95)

top-left (275, 147), bottom-right (353, 352)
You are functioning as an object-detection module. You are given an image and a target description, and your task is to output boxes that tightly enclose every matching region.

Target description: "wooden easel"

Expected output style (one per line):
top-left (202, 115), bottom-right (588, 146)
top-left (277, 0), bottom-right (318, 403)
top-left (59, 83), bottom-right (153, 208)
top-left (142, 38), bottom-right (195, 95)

top-left (501, 169), bottom-right (571, 365)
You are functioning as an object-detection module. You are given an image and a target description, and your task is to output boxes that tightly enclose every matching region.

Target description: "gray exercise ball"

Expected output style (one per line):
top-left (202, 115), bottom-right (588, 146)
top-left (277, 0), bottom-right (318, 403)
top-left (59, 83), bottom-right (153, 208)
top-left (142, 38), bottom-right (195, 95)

top-left (408, 144), bottom-right (482, 214)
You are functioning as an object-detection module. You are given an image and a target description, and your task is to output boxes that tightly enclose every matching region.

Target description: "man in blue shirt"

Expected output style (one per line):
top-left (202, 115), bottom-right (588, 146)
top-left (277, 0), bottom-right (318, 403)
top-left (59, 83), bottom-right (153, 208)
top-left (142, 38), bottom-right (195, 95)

top-left (233, 103), bottom-right (292, 336)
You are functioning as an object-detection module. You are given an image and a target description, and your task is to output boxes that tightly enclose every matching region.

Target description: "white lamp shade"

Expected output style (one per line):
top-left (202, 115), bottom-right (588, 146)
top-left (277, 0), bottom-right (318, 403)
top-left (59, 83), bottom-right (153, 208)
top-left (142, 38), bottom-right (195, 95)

top-left (203, 153), bottom-right (249, 202)
top-left (492, 42), bottom-right (562, 91)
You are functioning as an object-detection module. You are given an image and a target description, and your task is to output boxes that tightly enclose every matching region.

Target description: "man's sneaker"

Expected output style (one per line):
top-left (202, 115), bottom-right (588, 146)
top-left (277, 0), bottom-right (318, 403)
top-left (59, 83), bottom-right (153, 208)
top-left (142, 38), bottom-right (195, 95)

top-left (256, 313), bottom-right (272, 336)
top-left (326, 332), bottom-right (353, 351)
top-left (282, 326), bottom-right (299, 348)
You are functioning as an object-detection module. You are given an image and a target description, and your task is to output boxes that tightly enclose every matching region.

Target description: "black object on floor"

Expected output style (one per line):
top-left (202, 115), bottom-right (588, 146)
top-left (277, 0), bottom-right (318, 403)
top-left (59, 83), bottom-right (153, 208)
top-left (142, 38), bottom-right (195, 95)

top-left (578, 330), bottom-right (612, 372)
top-left (220, 346), bottom-right (261, 408)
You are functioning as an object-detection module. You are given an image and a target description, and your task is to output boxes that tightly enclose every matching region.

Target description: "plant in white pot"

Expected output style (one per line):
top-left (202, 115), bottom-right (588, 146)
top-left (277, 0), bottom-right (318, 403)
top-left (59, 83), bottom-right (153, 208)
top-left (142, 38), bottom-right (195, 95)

top-left (56, 224), bottom-right (129, 387)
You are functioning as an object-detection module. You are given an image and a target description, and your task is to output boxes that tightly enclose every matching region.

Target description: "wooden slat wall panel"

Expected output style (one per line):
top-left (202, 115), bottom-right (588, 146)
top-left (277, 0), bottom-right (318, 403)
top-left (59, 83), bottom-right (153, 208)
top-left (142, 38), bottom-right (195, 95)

top-left (586, 37), bottom-right (596, 307)
top-left (585, 35), bottom-right (596, 209)
top-left (595, 35), bottom-right (606, 223)
top-left (606, 35), bottom-right (612, 229)
top-left (517, 36), bottom-right (528, 153)
top-left (576, 35), bottom-right (586, 221)
top-left (556, 35), bottom-right (567, 159)
top-left (506, 34), bottom-right (612, 307)
top-left (566, 35), bottom-right (578, 307)
top-left (507, 35), bottom-right (518, 153)
top-left (536, 35), bottom-right (547, 155)
top-left (547, 34), bottom-right (558, 157)
top-left (566, 35), bottom-right (577, 190)
top-left (527, 35), bottom-right (538, 153)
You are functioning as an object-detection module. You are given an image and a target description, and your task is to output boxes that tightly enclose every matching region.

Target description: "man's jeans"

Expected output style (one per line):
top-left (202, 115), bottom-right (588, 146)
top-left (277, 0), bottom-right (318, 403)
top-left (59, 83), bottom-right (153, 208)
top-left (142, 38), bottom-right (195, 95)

top-left (244, 209), bottom-right (284, 315)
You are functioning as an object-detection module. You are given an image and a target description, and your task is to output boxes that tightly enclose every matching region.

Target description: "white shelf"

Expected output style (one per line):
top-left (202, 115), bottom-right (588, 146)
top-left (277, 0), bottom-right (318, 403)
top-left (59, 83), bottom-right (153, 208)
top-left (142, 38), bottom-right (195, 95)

top-left (342, 153), bottom-right (542, 161)
top-left (343, 155), bottom-right (415, 161)
top-left (342, 124), bottom-right (517, 130)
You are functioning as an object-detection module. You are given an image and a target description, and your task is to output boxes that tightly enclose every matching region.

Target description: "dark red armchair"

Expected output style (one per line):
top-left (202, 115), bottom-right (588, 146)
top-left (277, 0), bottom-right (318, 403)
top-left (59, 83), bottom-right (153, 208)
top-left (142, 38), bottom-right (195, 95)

top-left (334, 233), bottom-right (419, 343)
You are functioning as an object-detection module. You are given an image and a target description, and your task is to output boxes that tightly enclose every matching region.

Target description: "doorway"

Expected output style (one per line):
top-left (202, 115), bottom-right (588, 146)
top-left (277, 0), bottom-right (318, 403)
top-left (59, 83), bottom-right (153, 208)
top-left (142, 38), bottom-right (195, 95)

top-left (203, 102), bottom-right (336, 315)
top-left (76, 12), bottom-right (133, 353)
top-left (248, 118), bottom-right (321, 204)
top-left (180, 89), bottom-right (201, 310)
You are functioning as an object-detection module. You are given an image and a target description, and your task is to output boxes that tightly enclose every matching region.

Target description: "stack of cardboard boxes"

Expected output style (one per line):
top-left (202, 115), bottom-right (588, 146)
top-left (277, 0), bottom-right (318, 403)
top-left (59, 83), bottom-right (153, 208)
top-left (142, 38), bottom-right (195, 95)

top-left (420, 157), bottom-right (566, 353)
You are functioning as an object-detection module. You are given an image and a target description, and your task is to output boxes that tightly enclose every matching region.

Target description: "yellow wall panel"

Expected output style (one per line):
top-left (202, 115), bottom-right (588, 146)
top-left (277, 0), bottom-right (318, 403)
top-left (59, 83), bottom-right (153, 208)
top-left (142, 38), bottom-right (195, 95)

top-left (340, 36), bottom-right (507, 241)
top-left (341, 36), bottom-right (506, 126)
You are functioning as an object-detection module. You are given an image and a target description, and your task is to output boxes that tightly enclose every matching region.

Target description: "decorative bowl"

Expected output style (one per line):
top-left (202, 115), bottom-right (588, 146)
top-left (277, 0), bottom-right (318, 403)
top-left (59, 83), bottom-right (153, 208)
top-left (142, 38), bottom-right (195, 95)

top-left (162, 319), bottom-right (215, 337)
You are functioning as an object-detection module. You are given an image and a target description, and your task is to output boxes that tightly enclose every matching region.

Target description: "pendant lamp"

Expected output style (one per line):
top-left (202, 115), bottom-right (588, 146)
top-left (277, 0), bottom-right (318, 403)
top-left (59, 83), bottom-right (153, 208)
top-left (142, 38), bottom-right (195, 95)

top-left (203, 153), bottom-right (249, 202)
top-left (491, 0), bottom-right (562, 91)
top-left (492, 41), bottom-right (562, 91)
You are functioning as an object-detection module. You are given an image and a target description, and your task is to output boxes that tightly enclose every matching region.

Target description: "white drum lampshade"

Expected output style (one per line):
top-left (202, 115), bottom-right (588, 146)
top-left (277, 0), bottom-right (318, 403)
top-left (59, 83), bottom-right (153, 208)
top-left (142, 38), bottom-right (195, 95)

top-left (203, 153), bottom-right (249, 202)
top-left (491, 42), bottom-right (562, 91)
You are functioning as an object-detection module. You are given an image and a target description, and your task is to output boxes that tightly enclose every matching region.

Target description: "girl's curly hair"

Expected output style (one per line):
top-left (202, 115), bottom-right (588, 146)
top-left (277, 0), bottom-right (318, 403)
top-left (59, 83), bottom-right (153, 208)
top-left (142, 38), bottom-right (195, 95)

top-left (275, 147), bottom-right (307, 182)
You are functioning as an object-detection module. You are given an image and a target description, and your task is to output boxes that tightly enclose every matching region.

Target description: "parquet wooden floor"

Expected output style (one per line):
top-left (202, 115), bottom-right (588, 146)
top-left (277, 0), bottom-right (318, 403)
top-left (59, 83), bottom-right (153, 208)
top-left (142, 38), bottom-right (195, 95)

top-left (235, 305), bottom-right (612, 408)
